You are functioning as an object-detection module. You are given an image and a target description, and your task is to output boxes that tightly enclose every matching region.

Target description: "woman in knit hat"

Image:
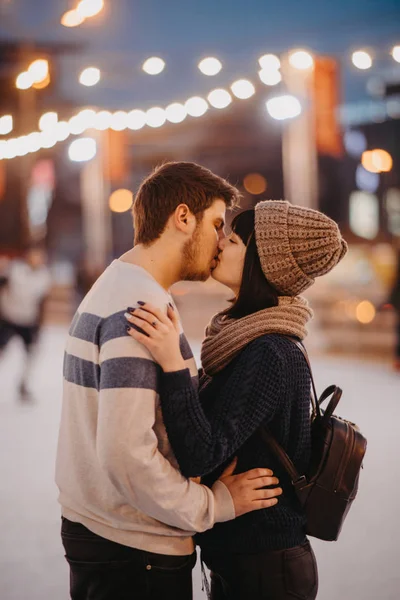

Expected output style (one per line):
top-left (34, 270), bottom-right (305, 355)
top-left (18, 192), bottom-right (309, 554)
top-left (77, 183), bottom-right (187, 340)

top-left (126, 200), bottom-right (347, 600)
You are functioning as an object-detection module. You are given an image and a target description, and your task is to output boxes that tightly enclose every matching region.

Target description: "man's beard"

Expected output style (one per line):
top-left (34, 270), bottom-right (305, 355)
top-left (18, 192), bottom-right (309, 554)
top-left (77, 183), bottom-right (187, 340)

top-left (179, 227), bottom-right (210, 282)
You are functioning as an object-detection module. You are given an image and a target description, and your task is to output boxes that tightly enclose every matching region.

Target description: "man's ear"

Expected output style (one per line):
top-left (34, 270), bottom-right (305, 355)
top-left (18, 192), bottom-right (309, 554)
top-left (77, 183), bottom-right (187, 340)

top-left (174, 204), bottom-right (196, 233)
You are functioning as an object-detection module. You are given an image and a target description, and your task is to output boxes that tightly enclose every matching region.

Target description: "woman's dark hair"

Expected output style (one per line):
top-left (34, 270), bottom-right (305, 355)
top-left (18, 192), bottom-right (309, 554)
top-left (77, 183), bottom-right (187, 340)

top-left (225, 209), bottom-right (279, 319)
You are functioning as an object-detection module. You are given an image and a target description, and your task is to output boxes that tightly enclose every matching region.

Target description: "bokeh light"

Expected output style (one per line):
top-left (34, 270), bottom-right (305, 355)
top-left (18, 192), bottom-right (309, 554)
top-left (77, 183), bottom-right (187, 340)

top-left (61, 9), bottom-right (85, 27)
top-left (258, 54), bottom-right (280, 70)
top-left (266, 95), bottom-right (302, 120)
top-left (243, 173), bottom-right (267, 195)
top-left (94, 110), bottom-right (112, 130)
top-left (39, 112), bottom-right (58, 131)
top-left (110, 111), bottom-right (129, 131)
top-left (198, 57), bottom-right (222, 76)
top-left (352, 51), bottom-right (372, 70)
top-left (344, 130), bottom-right (367, 157)
top-left (288, 50), bottom-right (314, 70)
top-left (355, 164), bottom-right (379, 194)
top-left (0, 115), bottom-right (13, 136)
top-left (185, 96), bottom-right (208, 117)
top-left (165, 103), bottom-right (187, 124)
top-left (28, 59), bottom-right (49, 84)
top-left (76, 0), bottom-right (104, 18)
top-left (79, 67), bottom-right (101, 87)
top-left (356, 301), bottom-right (376, 324)
top-left (392, 45), bottom-right (400, 63)
top-left (207, 89), bottom-right (232, 109)
top-left (142, 57), bottom-right (165, 75)
top-left (145, 107), bottom-right (166, 128)
top-left (68, 137), bottom-right (97, 162)
top-left (127, 109), bottom-right (147, 130)
top-left (231, 80), bottom-right (255, 99)
top-left (109, 189), bottom-right (133, 213)
top-left (362, 149), bottom-right (393, 173)
top-left (258, 69), bottom-right (282, 86)
top-left (16, 72), bottom-right (33, 90)
top-left (33, 72), bottom-right (50, 90)
top-left (54, 122), bottom-right (70, 142)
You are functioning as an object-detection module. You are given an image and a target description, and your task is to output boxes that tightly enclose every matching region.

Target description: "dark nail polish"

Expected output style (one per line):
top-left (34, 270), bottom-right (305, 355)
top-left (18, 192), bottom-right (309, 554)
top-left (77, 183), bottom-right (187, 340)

top-left (168, 302), bottom-right (174, 310)
top-left (127, 307), bottom-right (136, 313)
top-left (137, 301), bottom-right (145, 306)
top-left (126, 325), bottom-right (131, 332)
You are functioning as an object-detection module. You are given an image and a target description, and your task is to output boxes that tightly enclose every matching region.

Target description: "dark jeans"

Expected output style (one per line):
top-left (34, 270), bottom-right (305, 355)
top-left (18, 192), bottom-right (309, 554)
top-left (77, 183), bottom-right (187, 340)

top-left (0, 319), bottom-right (39, 351)
top-left (202, 540), bottom-right (318, 600)
top-left (61, 517), bottom-right (197, 600)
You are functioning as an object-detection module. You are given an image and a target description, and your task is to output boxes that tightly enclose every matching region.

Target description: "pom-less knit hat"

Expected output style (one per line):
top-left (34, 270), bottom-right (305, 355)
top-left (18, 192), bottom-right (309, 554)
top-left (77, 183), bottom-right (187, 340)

top-left (254, 200), bottom-right (348, 296)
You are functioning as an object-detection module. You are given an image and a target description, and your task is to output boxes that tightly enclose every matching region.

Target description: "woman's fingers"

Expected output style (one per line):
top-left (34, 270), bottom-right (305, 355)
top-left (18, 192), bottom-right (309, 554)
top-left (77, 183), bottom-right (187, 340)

top-left (125, 314), bottom-right (162, 336)
top-left (126, 326), bottom-right (152, 348)
top-left (167, 303), bottom-right (180, 331)
top-left (129, 302), bottom-right (171, 326)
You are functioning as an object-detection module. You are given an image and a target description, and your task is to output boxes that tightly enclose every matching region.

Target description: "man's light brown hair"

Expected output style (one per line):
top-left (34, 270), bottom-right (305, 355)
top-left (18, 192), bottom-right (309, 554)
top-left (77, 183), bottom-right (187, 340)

top-left (133, 162), bottom-right (240, 245)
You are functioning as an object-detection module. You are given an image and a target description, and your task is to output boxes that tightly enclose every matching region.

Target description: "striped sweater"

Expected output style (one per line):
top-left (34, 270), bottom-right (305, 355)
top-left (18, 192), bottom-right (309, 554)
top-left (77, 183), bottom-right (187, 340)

top-left (55, 259), bottom-right (234, 556)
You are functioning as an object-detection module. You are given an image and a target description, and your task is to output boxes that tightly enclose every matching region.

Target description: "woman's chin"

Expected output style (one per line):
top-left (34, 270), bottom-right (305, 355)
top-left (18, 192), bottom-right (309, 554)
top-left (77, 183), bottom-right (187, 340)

top-left (211, 265), bottom-right (224, 284)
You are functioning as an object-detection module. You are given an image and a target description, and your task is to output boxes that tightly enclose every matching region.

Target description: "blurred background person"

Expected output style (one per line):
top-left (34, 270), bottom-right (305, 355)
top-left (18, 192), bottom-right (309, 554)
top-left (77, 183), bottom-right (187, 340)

top-left (0, 245), bottom-right (52, 398)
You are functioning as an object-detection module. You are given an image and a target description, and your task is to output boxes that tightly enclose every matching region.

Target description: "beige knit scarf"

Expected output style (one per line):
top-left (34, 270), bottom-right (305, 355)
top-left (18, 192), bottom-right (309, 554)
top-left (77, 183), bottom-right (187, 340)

top-left (201, 296), bottom-right (313, 376)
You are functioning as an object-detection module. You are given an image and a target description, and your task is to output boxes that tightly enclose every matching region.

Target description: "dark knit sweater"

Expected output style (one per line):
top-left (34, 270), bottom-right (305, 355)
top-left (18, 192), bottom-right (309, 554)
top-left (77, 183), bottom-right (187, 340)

top-left (160, 334), bottom-right (312, 554)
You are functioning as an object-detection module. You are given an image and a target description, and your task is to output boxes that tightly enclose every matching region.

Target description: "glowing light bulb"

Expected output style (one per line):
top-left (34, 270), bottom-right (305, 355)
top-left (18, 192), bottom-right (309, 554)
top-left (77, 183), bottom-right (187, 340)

top-left (198, 57), bottom-right (222, 76)
top-left (79, 67), bottom-right (101, 87)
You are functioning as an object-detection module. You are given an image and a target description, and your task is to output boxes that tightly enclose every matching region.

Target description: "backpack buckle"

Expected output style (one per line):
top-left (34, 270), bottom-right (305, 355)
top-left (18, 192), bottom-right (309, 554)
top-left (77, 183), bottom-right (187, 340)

top-left (292, 475), bottom-right (307, 489)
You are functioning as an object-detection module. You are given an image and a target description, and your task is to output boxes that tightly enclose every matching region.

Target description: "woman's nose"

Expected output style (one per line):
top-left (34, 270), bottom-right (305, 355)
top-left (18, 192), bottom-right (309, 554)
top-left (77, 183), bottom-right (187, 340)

top-left (218, 238), bottom-right (227, 251)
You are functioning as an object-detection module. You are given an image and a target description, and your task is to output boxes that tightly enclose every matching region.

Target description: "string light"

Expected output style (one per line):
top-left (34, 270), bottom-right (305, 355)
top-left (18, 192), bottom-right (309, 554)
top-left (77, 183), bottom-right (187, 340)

top-left (61, 10), bottom-right (85, 28)
top-left (259, 69), bottom-right (282, 86)
top-left (2, 43), bottom-right (399, 161)
top-left (76, 0), bottom-right (104, 19)
top-left (231, 80), bottom-right (255, 99)
top-left (207, 89), bottom-right (232, 109)
top-left (266, 95), bottom-right (302, 120)
top-left (110, 111), bottom-right (129, 131)
top-left (39, 112), bottom-right (58, 131)
top-left (198, 57), bottom-right (222, 76)
top-left (145, 107), bottom-right (166, 128)
top-left (352, 50), bottom-right (372, 70)
top-left (185, 96), bottom-right (208, 117)
top-left (80, 67), bottom-right (101, 87)
top-left (127, 109), bottom-right (147, 130)
top-left (258, 54), bottom-right (280, 70)
top-left (392, 46), bottom-right (400, 63)
top-left (68, 137), bottom-right (97, 162)
top-left (288, 50), bottom-right (314, 70)
top-left (0, 115), bottom-right (13, 135)
top-left (165, 103), bottom-right (187, 124)
top-left (142, 57), bottom-right (165, 75)
top-left (16, 72), bottom-right (33, 90)
top-left (28, 59), bottom-right (49, 84)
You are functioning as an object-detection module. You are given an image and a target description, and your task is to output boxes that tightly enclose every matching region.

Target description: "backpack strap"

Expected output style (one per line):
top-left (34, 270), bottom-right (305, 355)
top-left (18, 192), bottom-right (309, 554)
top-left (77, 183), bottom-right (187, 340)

top-left (284, 336), bottom-right (321, 419)
top-left (258, 427), bottom-right (304, 486)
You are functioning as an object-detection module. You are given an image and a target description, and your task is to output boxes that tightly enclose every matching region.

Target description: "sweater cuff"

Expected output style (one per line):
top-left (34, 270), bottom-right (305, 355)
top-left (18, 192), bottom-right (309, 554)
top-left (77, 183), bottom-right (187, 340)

top-left (161, 368), bottom-right (193, 393)
top-left (211, 480), bottom-right (236, 523)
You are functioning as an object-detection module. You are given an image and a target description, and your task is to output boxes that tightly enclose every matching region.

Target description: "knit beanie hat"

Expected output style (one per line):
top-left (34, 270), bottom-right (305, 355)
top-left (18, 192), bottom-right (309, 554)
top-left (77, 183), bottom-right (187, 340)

top-left (254, 200), bottom-right (348, 296)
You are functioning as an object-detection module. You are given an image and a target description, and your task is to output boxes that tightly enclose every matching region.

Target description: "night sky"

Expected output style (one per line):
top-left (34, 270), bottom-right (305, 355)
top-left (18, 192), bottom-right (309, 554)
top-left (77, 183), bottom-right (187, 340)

top-left (1, 0), bottom-right (399, 109)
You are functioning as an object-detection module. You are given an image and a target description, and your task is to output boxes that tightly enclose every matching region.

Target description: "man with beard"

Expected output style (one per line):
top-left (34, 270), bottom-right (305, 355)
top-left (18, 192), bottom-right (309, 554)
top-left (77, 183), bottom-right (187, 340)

top-left (56, 162), bottom-right (282, 600)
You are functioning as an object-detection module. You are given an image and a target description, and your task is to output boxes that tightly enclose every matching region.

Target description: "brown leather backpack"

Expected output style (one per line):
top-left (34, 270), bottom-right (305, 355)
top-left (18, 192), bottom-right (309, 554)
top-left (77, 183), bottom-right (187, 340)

top-left (260, 337), bottom-right (367, 541)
